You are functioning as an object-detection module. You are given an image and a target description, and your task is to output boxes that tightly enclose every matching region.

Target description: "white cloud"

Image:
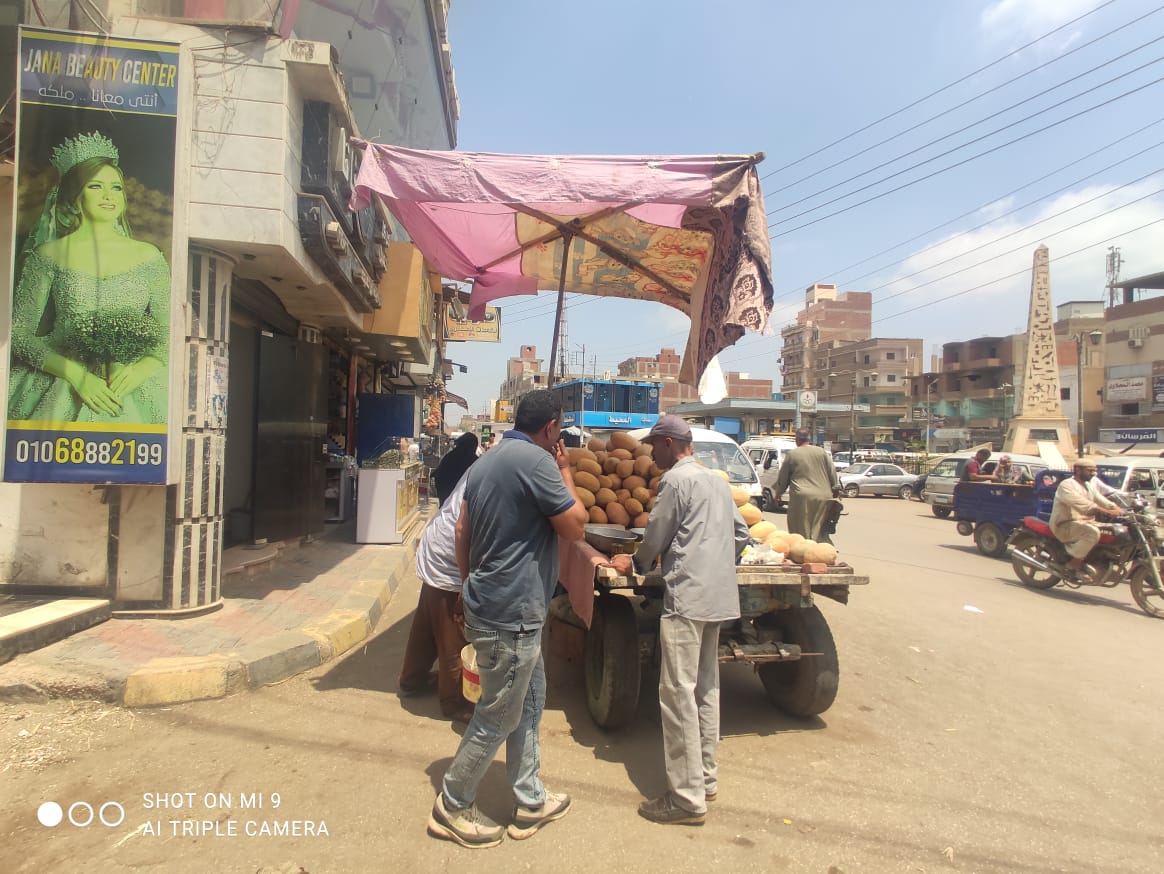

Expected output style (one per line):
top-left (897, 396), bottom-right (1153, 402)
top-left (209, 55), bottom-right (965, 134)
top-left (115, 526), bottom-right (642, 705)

top-left (980, 0), bottom-right (1097, 39)
top-left (872, 175), bottom-right (1164, 345)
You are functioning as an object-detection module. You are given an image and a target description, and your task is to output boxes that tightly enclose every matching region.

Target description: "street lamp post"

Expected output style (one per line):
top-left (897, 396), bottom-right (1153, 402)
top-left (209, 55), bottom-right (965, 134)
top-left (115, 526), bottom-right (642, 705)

top-left (1071, 330), bottom-right (1104, 453)
top-left (999, 382), bottom-right (1013, 446)
top-left (925, 378), bottom-right (940, 455)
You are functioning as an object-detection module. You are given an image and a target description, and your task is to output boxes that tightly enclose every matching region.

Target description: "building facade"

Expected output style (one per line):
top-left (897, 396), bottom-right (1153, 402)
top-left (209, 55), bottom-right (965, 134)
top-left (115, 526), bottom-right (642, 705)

top-left (618, 347), bottom-right (772, 411)
top-left (0, 1), bottom-right (459, 612)
top-left (779, 283), bottom-right (872, 395)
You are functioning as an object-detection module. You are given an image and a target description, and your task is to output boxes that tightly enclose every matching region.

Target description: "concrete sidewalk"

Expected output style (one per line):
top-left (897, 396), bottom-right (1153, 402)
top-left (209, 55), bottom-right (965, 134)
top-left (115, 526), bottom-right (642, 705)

top-left (0, 517), bottom-right (423, 707)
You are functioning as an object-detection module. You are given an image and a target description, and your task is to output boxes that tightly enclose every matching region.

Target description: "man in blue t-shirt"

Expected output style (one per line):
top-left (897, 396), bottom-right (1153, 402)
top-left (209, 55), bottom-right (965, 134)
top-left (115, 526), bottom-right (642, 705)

top-left (427, 390), bottom-right (587, 849)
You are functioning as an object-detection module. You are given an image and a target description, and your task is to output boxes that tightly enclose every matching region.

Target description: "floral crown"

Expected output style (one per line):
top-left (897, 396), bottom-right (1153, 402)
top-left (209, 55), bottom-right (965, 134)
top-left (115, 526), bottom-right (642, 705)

top-left (50, 131), bottom-right (119, 177)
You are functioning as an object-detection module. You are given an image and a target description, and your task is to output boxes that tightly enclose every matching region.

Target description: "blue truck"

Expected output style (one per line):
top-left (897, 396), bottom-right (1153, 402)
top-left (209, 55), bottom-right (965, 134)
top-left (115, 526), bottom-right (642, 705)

top-left (951, 470), bottom-right (1071, 557)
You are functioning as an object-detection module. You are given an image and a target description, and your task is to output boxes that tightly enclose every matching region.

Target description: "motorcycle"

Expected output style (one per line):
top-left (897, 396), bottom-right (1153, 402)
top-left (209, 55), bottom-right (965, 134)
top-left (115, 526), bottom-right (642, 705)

top-left (1006, 490), bottom-right (1164, 619)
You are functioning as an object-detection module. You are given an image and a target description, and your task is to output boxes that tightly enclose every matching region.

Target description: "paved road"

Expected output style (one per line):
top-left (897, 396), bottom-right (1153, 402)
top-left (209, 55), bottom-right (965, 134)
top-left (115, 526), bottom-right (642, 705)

top-left (2, 498), bottom-right (1162, 873)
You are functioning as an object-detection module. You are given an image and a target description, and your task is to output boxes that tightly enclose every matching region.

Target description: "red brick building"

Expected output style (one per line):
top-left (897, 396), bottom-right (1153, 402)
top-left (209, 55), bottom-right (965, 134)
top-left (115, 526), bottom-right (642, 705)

top-left (618, 348), bottom-right (773, 410)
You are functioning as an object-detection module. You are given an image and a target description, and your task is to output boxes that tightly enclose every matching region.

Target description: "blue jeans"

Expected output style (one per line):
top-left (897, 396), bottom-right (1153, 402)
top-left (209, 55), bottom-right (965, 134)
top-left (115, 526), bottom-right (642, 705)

top-left (441, 622), bottom-right (546, 810)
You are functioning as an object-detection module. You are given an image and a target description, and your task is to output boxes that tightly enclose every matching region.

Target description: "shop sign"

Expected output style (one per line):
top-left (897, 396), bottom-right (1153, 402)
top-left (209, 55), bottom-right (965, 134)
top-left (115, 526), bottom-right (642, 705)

top-left (444, 303), bottom-right (501, 342)
top-left (5, 28), bottom-right (179, 484)
top-left (1114, 428), bottom-right (1159, 443)
top-left (1105, 376), bottom-right (1147, 402)
top-left (934, 428), bottom-right (969, 439)
top-left (1153, 374), bottom-right (1164, 412)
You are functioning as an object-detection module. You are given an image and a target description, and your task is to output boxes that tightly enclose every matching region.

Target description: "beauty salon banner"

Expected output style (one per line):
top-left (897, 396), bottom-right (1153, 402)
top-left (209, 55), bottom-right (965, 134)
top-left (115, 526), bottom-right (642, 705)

top-left (5, 28), bottom-right (178, 483)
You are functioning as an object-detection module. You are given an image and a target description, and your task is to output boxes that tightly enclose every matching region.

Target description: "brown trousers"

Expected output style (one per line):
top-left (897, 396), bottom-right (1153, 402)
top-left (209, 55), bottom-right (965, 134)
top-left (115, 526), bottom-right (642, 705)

top-left (398, 582), bottom-right (472, 718)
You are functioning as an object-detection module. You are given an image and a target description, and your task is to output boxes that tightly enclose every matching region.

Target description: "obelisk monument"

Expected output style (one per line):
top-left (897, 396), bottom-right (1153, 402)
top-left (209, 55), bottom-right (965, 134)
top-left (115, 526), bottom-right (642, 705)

top-left (1002, 245), bottom-right (1076, 462)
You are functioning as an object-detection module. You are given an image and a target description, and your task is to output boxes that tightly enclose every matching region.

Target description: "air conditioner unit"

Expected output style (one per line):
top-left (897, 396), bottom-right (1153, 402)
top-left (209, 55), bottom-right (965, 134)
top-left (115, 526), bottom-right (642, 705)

top-left (1129, 338), bottom-right (1144, 348)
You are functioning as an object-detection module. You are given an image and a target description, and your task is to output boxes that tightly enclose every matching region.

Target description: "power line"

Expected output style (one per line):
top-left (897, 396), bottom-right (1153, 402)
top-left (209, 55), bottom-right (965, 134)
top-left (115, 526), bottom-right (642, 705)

top-left (772, 56), bottom-right (1164, 224)
top-left (761, 0), bottom-right (1118, 179)
top-left (769, 116), bottom-right (1164, 301)
top-left (770, 31), bottom-right (1164, 203)
top-left (770, 72), bottom-right (1164, 237)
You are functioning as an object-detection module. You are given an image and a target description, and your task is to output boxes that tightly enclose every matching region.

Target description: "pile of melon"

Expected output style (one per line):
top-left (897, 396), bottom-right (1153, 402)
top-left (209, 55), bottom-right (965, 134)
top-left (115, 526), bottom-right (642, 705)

top-left (569, 431), bottom-right (662, 528)
top-left (730, 489), bottom-right (839, 565)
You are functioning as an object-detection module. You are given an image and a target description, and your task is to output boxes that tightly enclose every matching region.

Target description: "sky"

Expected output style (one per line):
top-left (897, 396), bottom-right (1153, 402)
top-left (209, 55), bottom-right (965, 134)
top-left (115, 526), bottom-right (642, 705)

top-left (441, 0), bottom-right (1164, 417)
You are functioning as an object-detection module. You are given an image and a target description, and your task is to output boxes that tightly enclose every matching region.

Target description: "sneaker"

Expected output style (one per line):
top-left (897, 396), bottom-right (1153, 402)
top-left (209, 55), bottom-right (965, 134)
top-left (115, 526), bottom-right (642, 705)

top-left (638, 794), bottom-right (705, 825)
top-left (507, 791), bottom-right (572, 840)
top-left (427, 794), bottom-right (504, 849)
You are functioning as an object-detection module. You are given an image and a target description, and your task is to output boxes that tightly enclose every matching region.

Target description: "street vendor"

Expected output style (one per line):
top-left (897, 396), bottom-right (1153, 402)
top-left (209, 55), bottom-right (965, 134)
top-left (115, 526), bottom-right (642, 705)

top-left (609, 414), bottom-right (749, 826)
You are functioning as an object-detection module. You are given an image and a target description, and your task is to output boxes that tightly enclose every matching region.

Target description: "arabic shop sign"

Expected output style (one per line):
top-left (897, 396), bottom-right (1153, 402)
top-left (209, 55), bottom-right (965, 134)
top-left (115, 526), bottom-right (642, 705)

top-left (1105, 376), bottom-right (1147, 402)
top-left (1113, 428), bottom-right (1159, 443)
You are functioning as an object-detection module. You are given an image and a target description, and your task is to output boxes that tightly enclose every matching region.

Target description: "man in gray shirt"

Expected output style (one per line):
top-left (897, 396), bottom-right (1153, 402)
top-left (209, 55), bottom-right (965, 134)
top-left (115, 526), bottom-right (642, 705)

top-left (774, 429), bottom-right (839, 542)
top-left (611, 415), bottom-right (749, 825)
top-left (428, 390), bottom-right (587, 849)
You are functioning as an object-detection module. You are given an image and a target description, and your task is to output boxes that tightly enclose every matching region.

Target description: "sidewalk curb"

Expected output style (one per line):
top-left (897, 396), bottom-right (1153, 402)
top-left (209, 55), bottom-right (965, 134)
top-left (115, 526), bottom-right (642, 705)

top-left (112, 529), bottom-right (421, 707)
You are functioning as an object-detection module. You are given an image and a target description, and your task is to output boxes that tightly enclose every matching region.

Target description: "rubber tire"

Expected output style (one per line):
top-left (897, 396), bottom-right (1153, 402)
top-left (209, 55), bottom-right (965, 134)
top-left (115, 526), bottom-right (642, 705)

top-left (1009, 531), bottom-right (1060, 589)
top-left (974, 522), bottom-right (1008, 558)
top-left (584, 595), bottom-right (641, 729)
top-left (931, 505), bottom-right (952, 519)
top-left (844, 484), bottom-right (860, 498)
top-left (1129, 561), bottom-right (1164, 619)
top-left (898, 484), bottom-right (913, 499)
top-left (917, 486), bottom-right (927, 503)
top-left (762, 488), bottom-right (777, 512)
top-left (757, 606), bottom-right (839, 718)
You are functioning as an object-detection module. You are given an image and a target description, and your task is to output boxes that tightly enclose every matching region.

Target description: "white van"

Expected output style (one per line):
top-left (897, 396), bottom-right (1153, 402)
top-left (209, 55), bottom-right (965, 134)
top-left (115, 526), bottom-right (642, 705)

top-left (1091, 456), bottom-right (1164, 504)
top-left (740, 437), bottom-right (798, 510)
top-left (630, 426), bottom-right (763, 508)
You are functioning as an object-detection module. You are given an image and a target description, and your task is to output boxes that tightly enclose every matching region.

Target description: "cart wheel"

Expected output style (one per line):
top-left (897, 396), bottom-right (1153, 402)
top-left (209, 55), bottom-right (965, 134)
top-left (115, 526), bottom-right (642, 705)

top-left (956, 520), bottom-right (974, 536)
top-left (931, 505), bottom-right (952, 519)
top-left (757, 606), bottom-right (838, 718)
top-left (584, 595), bottom-right (641, 729)
top-left (974, 522), bottom-right (1008, 558)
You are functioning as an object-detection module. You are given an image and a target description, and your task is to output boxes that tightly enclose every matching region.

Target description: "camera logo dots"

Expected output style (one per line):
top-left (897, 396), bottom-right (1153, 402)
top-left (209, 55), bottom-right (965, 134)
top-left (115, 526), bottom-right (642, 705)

top-left (38, 800), bottom-right (125, 828)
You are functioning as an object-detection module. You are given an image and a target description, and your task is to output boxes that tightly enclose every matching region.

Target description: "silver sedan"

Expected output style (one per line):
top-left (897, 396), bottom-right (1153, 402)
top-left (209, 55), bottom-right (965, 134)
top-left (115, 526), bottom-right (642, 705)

top-left (838, 462), bottom-right (917, 499)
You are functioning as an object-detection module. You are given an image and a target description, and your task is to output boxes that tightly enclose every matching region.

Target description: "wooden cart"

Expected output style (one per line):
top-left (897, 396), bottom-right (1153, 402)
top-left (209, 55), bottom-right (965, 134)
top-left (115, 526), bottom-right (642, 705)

top-left (551, 561), bottom-right (870, 730)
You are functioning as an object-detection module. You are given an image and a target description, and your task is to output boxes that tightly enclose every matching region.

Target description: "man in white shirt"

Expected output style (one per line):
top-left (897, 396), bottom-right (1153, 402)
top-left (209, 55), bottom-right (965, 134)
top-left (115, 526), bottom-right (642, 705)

top-left (1049, 460), bottom-right (1123, 580)
top-left (398, 472), bottom-right (474, 723)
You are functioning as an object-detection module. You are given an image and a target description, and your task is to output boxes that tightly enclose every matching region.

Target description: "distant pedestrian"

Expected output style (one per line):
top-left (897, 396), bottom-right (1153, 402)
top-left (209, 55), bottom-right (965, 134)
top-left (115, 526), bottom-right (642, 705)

top-left (433, 432), bottom-right (477, 505)
top-left (427, 390), bottom-right (587, 849)
top-left (398, 471), bottom-right (474, 723)
top-left (610, 415), bottom-right (749, 826)
top-left (774, 429), bottom-right (839, 542)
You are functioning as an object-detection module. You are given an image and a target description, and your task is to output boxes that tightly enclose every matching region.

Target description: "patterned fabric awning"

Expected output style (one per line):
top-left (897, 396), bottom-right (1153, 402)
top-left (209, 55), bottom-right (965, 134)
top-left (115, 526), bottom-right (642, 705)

top-left (351, 145), bottom-right (774, 388)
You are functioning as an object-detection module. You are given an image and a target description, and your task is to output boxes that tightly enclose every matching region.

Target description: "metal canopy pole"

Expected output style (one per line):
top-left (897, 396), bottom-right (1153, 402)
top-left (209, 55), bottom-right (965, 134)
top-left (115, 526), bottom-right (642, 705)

top-left (546, 231), bottom-right (573, 389)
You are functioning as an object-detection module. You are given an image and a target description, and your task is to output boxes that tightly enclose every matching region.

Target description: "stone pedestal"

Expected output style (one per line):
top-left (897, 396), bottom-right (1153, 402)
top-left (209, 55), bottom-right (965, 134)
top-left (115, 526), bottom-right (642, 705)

top-left (1002, 246), bottom-right (1077, 463)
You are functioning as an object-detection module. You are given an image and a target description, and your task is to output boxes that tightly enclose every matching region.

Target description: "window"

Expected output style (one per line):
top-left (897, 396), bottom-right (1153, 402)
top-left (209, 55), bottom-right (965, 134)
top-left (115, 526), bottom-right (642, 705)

top-left (887, 374), bottom-right (897, 383)
top-left (886, 352), bottom-right (896, 360)
top-left (1121, 402), bottom-right (1140, 416)
top-left (863, 354), bottom-right (871, 364)
top-left (1061, 388), bottom-right (1070, 400)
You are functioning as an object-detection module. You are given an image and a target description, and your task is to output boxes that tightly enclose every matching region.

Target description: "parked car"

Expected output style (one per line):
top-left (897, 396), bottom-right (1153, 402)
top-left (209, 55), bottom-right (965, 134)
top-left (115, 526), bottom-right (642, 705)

top-left (838, 462), bottom-right (917, 498)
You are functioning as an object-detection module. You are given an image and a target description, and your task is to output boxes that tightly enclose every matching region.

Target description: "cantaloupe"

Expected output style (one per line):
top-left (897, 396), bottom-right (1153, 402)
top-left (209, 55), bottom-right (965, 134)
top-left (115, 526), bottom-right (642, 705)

top-left (605, 502), bottom-right (630, 526)
top-left (576, 458), bottom-right (603, 478)
top-left (587, 437), bottom-right (607, 453)
top-left (649, 463), bottom-right (663, 478)
top-left (749, 521), bottom-right (777, 541)
top-left (615, 459), bottom-right (636, 479)
top-left (608, 431), bottom-right (639, 452)
top-left (598, 475), bottom-right (615, 490)
top-left (576, 487), bottom-right (596, 509)
top-left (633, 512), bottom-right (650, 528)
top-left (588, 506), bottom-right (608, 524)
top-left (788, 538), bottom-right (813, 562)
top-left (785, 533), bottom-right (805, 554)
top-left (615, 488), bottom-right (631, 502)
top-left (633, 455), bottom-right (653, 477)
top-left (765, 533), bottom-right (791, 554)
top-left (603, 457), bottom-right (621, 475)
top-left (623, 497), bottom-right (644, 517)
top-left (631, 486), bottom-right (651, 505)
top-left (622, 475), bottom-right (647, 492)
top-left (568, 447), bottom-right (597, 465)
top-left (648, 475), bottom-right (661, 491)
top-left (730, 486), bottom-right (751, 507)
top-left (595, 487), bottom-right (617, 507)
top-left (634, 443), bottom-right (653, 458)
top-left (804, 541), bottom-right (838, 564)
top-left (609, 448), bottom-right (633, 461)
top-left (574, 471), bottom-right (601, 493)
top-left (739, 502), bottom-right (763, 526)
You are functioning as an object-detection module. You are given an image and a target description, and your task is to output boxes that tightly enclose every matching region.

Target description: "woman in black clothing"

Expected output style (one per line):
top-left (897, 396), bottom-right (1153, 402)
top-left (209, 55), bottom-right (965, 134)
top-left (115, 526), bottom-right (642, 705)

top-left (433, 432), bottom-right (478, 504)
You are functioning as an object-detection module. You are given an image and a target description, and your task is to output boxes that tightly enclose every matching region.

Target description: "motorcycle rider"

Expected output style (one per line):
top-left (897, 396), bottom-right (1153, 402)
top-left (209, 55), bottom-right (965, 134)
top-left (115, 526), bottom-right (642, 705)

top-left (1049, 460), bottom-right (1124, 581)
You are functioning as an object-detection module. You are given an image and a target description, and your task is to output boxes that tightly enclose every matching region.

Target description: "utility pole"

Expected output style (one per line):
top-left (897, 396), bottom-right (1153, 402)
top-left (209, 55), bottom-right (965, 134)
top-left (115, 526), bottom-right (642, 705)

top-left (1106, 246), bottom-right (1122, 308)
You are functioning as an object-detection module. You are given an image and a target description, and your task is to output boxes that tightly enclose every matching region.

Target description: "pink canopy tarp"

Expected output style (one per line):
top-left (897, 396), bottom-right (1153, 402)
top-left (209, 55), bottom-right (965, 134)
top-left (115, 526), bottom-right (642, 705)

top-left (350, 144), bottom-right (774, 388)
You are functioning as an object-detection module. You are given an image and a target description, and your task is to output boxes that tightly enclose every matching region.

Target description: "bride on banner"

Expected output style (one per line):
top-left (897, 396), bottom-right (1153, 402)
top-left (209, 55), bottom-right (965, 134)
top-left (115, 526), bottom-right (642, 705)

top-left (8, 131), bottom-right (170, 425)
